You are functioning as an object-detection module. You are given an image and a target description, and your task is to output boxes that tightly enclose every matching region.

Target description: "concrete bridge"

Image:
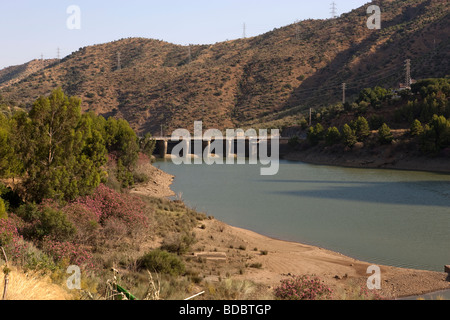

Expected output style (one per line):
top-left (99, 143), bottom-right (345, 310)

top-left (152, 136), bottom-right (291, 159)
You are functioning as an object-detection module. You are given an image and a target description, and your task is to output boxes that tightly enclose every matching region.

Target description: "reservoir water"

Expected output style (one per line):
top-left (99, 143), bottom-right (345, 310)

top-left (156, 160), bottom-right (450, 272)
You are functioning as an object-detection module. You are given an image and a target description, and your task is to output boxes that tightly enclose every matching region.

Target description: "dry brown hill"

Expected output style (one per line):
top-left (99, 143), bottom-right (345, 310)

top-left (0, 0), bottom-right (448, 134)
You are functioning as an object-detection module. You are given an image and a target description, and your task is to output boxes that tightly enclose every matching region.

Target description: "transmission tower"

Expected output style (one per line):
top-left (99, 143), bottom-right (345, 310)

top-left (405, 59), bottom-right (411, 89)
top-left (242, 23), bottom-right (246, 39)
top-left (330, 2), bottom-right (338, 19)
top-left (57, 47), bottom-right (60, 60)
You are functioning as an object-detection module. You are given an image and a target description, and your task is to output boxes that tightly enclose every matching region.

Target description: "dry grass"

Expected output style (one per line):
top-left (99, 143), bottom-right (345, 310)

top-left (0, 267), bottom-right (71, 300)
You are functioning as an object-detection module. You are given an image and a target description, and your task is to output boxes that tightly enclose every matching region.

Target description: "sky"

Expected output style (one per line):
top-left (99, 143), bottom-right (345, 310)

top-left (0, 0), bottom-right (369, 69)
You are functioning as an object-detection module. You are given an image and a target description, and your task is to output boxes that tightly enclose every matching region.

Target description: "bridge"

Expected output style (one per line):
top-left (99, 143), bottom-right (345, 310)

top-left (152, 136), bottom-right (291, 159)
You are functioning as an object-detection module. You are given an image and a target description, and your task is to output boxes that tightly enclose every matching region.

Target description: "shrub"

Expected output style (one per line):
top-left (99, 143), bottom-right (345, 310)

top-left (160, 233), bottom-right (197, 255)
top-left (274, 275), bottom-right (333, 300)
top-left (16, 203), bottom-right (76, 242)
top-left (138, 249), bottom-right (185, 276)
top-left (41, 236), bottom-right (94, 269)
top-left (0, 216), bottom-right (29, 262)
top-left (73, 184), bottom-right (148, 231)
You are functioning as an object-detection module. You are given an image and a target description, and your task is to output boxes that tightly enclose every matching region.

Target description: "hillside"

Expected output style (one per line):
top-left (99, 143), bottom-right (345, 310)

top-left (0, 59), bottom-right (58, 88)
top-left (0, 0), bottom-right (448, 135)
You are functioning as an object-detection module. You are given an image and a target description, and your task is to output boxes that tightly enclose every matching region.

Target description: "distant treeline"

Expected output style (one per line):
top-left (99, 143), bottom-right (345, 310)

top-left (294, 78), bottom-right (450, 154)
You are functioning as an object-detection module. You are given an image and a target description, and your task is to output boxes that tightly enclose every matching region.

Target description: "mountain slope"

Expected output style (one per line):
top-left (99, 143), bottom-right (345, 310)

top-left (0, 0), bottom-right (448, 134)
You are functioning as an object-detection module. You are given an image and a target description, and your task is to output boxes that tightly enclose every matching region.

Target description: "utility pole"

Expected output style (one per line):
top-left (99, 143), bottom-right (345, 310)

top-left (342, 83), bottom-right (346, 104)
top-left (405, 59), bottom-right (411, 89)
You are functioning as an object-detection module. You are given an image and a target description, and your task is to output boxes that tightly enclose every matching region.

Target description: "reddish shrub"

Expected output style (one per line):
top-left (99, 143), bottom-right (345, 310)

top-left (0, 215), bottom-right (29, 262)
top-left (41, 236), bottom-right (94, 269)
top-left (71, 184), bottom-right (148, 230)
top-left (274, 275), bottom-right (333, 300)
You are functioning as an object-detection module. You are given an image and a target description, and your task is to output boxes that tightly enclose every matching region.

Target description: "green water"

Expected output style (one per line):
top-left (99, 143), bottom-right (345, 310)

top-left (156, 160), bottom-right (450, 272)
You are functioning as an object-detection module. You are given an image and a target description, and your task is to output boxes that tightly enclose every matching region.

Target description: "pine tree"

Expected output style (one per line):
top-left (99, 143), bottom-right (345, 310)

top-left (378, 123), bottom-right (394, 144)
top-left (342, 124), bottom-right (357, 147)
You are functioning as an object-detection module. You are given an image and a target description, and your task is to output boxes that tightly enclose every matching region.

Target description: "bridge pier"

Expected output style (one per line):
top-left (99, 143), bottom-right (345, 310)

top-left (158, 140), bottom-right (168, 158)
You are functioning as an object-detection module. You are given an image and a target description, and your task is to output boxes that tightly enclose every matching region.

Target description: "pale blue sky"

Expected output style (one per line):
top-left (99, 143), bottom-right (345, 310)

top-left (0, 0), bottom-right (369, 69)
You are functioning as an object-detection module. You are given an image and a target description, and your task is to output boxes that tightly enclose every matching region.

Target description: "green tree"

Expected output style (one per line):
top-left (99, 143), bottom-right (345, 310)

top-left (342, 124), bottom-right (357, 147)
top-left (14, 89), bottom-right (107, 202)
top-left (325, 127), bottom-right (341, 146)
top-left (378, 123), bottom-right (394, 144)
top-left (410, 119), bottom-right (424, 137)
top-left (307, 123), bottom-right (324, 146)
top-left (353, 117), bottom-right (371, 141)
top-left (0, 199), bottom-right (7, 220)
top-left (139, 133), bottom-right (156, 157)
top-left (0, 115), bottom-right (22, 179)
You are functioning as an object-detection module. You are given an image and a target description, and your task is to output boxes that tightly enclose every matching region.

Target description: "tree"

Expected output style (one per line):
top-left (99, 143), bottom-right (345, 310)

top-left (325, 127), bottom-right (341, 146)
top-left (378, 124), bottom-right (394, 144)
top-left (0, 199), bottom-right (6, 220)
top-left (353, 117), bottom-right (371, 141)
top-left (139, 133), bottom-right (156, 157)
top-left (342, 124), bottom-right (357, 147)
top-left (14, 89), bottom-right (107, 202)
top-left (307, 123), bottom-right (325, 146)
top-left (410, 119), bottom-right (424, 137)
top-left (0, 115), bottom-right (22, 179)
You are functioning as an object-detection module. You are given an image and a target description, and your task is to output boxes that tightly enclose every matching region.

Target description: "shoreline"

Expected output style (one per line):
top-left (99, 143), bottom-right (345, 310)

top-left (138, 161), bottom-right (450, 299)
top-left (282, 150), bottom-right (450, 175)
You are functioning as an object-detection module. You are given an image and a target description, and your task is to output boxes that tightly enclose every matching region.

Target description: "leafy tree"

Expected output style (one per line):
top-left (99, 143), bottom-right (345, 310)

top-left (14, 88), bottom-right (107, 202)
top-left (378, 124), bottom-right (394, 144)
top-left (342, 124), bottom-right (357, 147)
top-left (325, 127), bottom-right (341, 146)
